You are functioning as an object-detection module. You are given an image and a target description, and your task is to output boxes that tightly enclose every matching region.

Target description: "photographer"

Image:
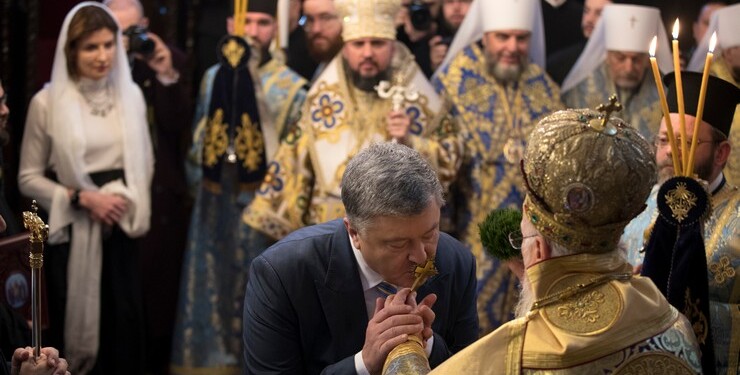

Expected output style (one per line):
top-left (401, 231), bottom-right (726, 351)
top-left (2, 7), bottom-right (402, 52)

top-left (396, 0), bottom-right (441, 77)
top-left (104, 1), bottom-right (191, 375)
top-left (429, 0), bottom-right (471, 73)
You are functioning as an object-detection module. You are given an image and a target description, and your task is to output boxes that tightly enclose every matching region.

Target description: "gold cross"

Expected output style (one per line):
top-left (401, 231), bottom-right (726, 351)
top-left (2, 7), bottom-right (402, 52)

top-left (411, 258), bottom-right (438, 291)
top-left (596, 94), bottom-right (622, 128)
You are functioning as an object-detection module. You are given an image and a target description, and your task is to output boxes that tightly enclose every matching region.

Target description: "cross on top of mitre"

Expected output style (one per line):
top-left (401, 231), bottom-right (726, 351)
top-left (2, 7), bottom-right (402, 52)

top-left (596, 94), bottom-right (623, 127)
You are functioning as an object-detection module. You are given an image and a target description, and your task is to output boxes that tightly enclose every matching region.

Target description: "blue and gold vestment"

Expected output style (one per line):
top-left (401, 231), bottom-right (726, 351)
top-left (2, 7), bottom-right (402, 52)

top-left (433, 42), bottom-right (563, 334)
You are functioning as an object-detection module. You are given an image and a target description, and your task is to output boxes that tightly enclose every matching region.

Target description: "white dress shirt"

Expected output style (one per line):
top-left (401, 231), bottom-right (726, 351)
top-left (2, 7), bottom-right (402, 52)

top-left (349, 235), bottom-right (433, 374)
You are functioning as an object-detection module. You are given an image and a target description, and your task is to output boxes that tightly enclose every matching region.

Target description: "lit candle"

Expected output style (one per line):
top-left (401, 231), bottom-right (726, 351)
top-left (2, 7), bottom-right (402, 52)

top-left (234, 0), bottom-right (247, 37)
top-left (687, 32), bottom-right (717, 176)
top-left (649, 36), bottom-right (682, 175)
top-left (233, 0), bottom-right (240, 35)
top-left (243, 0), bottom-right (250, 34)
top-left (278, 0), bottom-right (289, 49)
top-left (672, 19), bottom-right (687, 175)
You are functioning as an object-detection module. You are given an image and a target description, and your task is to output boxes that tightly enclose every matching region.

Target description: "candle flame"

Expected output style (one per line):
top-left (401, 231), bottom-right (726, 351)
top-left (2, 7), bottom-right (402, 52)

top-left (672, 19), bottom-right (680, 39)
top-left (649, 36), bottom-right (657, 57)
top-left (709, 32), bottom-right (717, 53)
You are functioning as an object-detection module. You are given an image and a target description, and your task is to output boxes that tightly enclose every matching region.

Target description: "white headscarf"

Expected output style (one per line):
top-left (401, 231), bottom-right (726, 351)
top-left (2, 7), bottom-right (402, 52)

top-left (561, 4), bottom-right (672, 93)
top-left (688, 3), bottom-right (740, 72)
top-left (432, 0), bottom-right (546, 80)
top-left (47, 2), bottom-right (153, 373)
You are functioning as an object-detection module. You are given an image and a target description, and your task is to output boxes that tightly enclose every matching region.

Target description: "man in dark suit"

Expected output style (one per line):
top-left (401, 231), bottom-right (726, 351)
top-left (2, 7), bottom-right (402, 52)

top-left (243, 142), bottom-right (479, 374)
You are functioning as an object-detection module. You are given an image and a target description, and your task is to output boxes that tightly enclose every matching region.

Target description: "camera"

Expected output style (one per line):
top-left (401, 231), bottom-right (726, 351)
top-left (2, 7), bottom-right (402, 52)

top-left (123, 25), bottom-right (155, 56)
top-left (407, 0), bottom-right (433, 31)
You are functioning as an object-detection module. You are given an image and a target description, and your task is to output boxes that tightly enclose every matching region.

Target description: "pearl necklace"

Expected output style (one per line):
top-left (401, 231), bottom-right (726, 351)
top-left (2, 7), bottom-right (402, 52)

top-left (77, 77), bottom-right (114, 117)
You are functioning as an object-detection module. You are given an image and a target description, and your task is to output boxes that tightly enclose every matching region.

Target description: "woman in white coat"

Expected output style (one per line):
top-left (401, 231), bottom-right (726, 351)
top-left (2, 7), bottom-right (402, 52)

top-left (18, 3), bottom-right (153, 374)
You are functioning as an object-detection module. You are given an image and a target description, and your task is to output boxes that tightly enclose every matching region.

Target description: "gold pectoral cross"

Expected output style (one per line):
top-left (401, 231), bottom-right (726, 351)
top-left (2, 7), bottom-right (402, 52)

top-left (411, 258), bottom-right (438, 291)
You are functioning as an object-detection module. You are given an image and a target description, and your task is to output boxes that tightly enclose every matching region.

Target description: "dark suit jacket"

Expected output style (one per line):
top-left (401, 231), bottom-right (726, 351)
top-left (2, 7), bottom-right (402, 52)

top-left (243, 219), bottom-right (478, 374)
top-left (0, 350), bottom-right (9, 375)
top-left (546, 40), bottom-right (586, 86)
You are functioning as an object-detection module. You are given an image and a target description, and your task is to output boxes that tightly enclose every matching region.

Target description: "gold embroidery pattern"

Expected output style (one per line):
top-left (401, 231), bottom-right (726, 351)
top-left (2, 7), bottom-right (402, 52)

top-left (665, 182), bottom-right (697, 223)
top-left (556, 290), bottom-right (606, 323)
top-left (542, 274), bottom-right (623, 335)
top-left (682, 288), bottom-right (709, 345)
top-left (234, 113), bottom-right (264, 172)
top-left (309, 83), bottom-right (345, 131)
top-left (613, 352), bottom-right (694, 375)
top-left (221, 38), bottom-right (245, 68)
top-left (437, 43), bottom-right (562, 334)
top-left (203, 109), bottom-right (229, 167)
top-left (259, 59), bottom-right (308, 138)
top-left (709, 255), bottom-right (736, 286)
top-left (563, 63), bottom-right (663, 140)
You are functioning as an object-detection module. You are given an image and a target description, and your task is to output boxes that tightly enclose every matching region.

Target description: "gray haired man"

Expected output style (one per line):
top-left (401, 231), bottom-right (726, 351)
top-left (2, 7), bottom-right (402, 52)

top-left (242, 142), bottom-right (478, 374)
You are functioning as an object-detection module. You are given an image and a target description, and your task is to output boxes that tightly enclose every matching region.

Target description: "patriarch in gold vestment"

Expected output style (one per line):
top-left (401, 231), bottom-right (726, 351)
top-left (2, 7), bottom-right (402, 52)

top-left (433, 107), bottom-right (703, 374)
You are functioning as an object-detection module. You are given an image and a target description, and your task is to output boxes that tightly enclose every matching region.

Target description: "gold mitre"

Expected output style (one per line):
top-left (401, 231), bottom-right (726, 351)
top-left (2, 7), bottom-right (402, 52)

top-left (335, 0), bottom-right (401, 41)
top-left (522, 108), bottom-right (657, 253)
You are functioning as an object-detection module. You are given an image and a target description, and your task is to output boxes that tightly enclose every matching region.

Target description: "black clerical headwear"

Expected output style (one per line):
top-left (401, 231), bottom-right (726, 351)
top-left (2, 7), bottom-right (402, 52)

top-left (231, 0), bottom-right (278, 17)
top-left (664, 72), bottom-right (740, 138)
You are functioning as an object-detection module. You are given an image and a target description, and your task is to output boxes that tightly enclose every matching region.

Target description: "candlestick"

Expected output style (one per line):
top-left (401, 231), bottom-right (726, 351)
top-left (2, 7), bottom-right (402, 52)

top-left (687, 32), bottom-right (717, 176)
top-left (671, 19), bottom-right (687, 175)
top-left (649, 36), bottom-right (682, 175)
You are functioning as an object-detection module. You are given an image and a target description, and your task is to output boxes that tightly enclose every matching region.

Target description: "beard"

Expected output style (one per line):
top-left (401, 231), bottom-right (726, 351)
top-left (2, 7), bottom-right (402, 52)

top-left (441, 17), bottom-right (463, 34)
top-left (0, 116), bottom-right (8, 146)
top-left (515, 274), bottom-right (534, 319)
top-left (307, 34), bottom-right (344, 62)
top-left (658, 149), bottom-right (715, 184)
top-left (490, 63), bottom-right (523, 83)
top-left (486, 53), bottom-right (526, 84)
top-left (259, 46), bottom-right (271, 66)
top-left (657, 162), bottom-right (674, 184)
top-left (614, 74), bottom-right (642, 90)
top-left (694, 158), bottom-right (714, 182)
top-left (343, 58), bottom-right (392, 92)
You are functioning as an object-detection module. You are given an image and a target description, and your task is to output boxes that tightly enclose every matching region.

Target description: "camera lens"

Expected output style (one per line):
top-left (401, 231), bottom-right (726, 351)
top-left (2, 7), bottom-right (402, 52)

top-left (124, 26), bottom-right (156, 56)
top-left (408, 2), bottom-right (432, 31)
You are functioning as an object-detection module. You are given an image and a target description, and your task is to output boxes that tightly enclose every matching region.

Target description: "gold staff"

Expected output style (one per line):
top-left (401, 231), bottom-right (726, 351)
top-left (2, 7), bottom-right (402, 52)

top-left (23, 200), bottom-right (49, 358)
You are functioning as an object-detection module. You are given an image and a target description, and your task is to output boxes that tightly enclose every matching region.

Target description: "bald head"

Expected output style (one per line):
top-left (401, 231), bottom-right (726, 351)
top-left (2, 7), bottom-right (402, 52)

top-left (104, 0), bottom-right (147, 31)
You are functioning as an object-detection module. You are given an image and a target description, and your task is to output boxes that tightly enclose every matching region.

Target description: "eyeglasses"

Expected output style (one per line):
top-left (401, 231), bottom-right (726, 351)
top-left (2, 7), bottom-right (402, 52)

top-left (508, 230), bottom-right (538, 250)
top-left (301, 13), bottom-right (339, 29)
top-left (653, 136), bottom-right (721, 149)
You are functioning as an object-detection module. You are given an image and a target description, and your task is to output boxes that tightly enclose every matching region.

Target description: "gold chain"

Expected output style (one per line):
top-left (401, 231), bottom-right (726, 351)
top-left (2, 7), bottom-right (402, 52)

top-left (532, 272), bottom-right (632, 310)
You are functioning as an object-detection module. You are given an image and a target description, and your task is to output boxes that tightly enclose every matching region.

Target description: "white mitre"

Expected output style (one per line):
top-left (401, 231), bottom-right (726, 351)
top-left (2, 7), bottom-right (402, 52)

top-left (689, 3), bottom-right (740, 71)
top-left (433, 0), bottom-right (545, 79)
top-left (562, 3), bottom-right (672, 92)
